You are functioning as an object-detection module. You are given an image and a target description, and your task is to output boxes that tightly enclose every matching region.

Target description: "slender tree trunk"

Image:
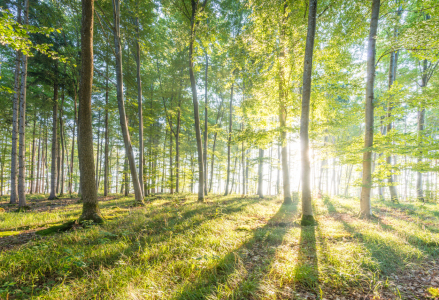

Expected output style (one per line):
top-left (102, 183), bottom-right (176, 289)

top-left (10, 3), bottom-right (21, 204)
top-left (230, 156), bottom-right (237, 194)
top-left (242, 129), bottom-right (245, 195)
top-left (135, 16), bottom-right (144, 196)
top-left (30, 115), bottom-right (36, 194)
top-left (17, 0), bottom-right (29, 207)
top-left (36, 121), bottom-right (41, 193)
top-left (188, 0), bottom-right (206, 202)
top-left (112, 0), bottom-right (143, 202)
top-left (224, 83), bottom-right (234, 195)
top-left (417, 59), bottom-right (428, 202)
top-left (203, 52), bottom-right (208, 195)
top-left (300, 0), bottom-right (317, 224)
top-left (104, 64), bottom-right (109, 196)
top-left (386, 48), bottom-right (398, 202)
top-left (257, 148), bottom-right (264, 198)
top-left (360, 0), bottom-right (380, 218)
top-left (278, 8), bottom-right (291, 204)
top-left (59, 87), bottom-right (65, 196)
top-left (170, 131), bottom-right (174, 194)
top-left (78, 0), bottom-right (103, 223)
top-left (69, 84), bottom-right (77, 195)
top-left (124, 154), bottom-right (128, 196)
top-left (49, 79), bottom-right (58, 200)
top-left (95, 110), bottom-right (101, 190)
top-left (175, 102), bottom-right (181, 193)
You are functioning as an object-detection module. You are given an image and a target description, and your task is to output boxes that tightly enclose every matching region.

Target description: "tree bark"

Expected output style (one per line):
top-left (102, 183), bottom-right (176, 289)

top-left (224, 82), bottom-right (234, 195)
top-left (104, 63), bottom-right (109, 196)
top-left (95, 110), bottom-right (101, 190)
top-left (17, 0), bottom-right (29, 207)
top-left (69, 83), bottom-right (77, 195)
top-left (188, 0), bottom-right (206, 202)
top-left (59, 86), bottom-right (66, 196)
top-left (386, 49), bottom-right (398, 203)
top-left (78, 0), bottom-right (103, 223)
top-left (203, 52), bottom-right (208, 195)
top-left (257, 148), bottom-right (264, 198)
top-left (135, 16), bottom-right (144, 196)
top-left (48, 79), bottom-right (58, 200)
top-left (36, 121), bottom-right (42, 193)
top-left (300, 0), bottom-right (317, 224)
top-left (30, 115), bottom-right (36, 194)
top-left (10, 3), bottom-right (21, 204)
top-left (360, 0), bottom-right (380, 218)
top-left (112, 0), bottom-right (143, 202)
top-left (417, 59), bottom-right (428, 202)
top-left (278, 5), bottom-right (291, 204)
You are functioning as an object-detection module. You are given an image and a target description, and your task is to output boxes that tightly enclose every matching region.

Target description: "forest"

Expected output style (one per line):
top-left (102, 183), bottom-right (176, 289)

top-left (0, 0), bottom-right (439, 298)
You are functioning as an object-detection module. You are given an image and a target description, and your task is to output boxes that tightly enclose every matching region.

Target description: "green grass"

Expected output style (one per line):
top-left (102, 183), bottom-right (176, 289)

top-left (1, 194), bottom-right (439, 299)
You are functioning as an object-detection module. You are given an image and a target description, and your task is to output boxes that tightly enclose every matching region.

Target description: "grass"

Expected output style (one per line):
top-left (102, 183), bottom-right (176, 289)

top-left (0, 193), bottom-right (439, 299)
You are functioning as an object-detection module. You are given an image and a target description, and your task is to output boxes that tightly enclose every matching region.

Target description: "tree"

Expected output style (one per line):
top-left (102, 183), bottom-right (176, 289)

top-left (78, 0), bottom-right (103, 223)
top-left (112, 0), bottom-right (143, 203)
top-left (17, 0), bottom-right (29, 208)
top-left (300, 0), bottom-right (317, 226)
top-left (360, 0), bottom-right (380, 218)
top-left (188, 0), bottom-right (208, 202)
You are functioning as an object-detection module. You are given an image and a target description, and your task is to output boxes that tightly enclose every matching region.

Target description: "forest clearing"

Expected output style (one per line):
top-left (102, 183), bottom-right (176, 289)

top-left (1, 0), bottom-right (439, 298)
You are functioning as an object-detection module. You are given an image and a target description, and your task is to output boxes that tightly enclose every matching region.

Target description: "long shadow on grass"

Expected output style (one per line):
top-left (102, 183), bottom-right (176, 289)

top-left (323, 198), bottom-right (419, 275)
top-left (294, 223), bottom-right (319, 294)
top-left (173, 201), bottom-right (298, 300)
top-left (9, 197), bottom-right (259, 298)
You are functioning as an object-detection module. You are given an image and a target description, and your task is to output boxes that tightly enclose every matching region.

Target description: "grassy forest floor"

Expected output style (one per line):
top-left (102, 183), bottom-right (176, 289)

top-left (1, 194), bottom-right (439, 299)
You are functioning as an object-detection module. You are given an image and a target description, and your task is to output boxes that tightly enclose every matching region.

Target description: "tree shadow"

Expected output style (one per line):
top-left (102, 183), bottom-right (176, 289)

top-left (322, 197), bottom-right (429, 275)
top-left (172, 201), bottom-right (299, 299)
top-left (294, 223), bottom-right (319, 294)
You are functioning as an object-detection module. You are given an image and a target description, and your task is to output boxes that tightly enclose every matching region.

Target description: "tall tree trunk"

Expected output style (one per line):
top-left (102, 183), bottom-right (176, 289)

top-left (112, 0), bottom-right (143, 202)
top-left (386, 49), bottom-right (398, 203)
top-left (257, 148), bottom-right (264, 198)
top-left (242, 128), bottom-right (245, 195)
top-left (48, 79), bottom-right (58, 200)
top-left (10, 3), bottom-right (21, 204)
top-left (203, 52), bottom-right (208, 195)
top-left (170, 131), bottom-right (174, 194)
top-left (59, 86), bottom-right (65, 196)
top-left (78, 0), bottom-right (103, 223)
top-left (124, 154), bottom-right (128, 196)
top-left (175, 98), bottom-right (181, 193)
top-left (224, 83), bottom-right (234, 195)
top-left (360, 0), bottom-right (380, 218)
top-left (69, 84), bottom-right (77, 195)
top-left (300, 0), bottom-right (317, 224)
top-left (30, 115), bottom-right (36, 194)
top-left (417, 59), bottom-right (428, 202)
top-left (230, 156), bottom-right (237, 194)
top-left (279, 6), bottom-right (291, 204)
top-left (36, 121), bottom-right (42, 193)
top-left (189, 0), bottom-right (206, 202)
top-left (277, 144), bottom-right (280, 195)
top-left (95, 110), bottom-right (101, 190)
top-left (135, 16), bottom-right (144, 196)
top-left (104, 63), bottom-right (109, 196)
top-left (17, 0), bottom-right (29, 207)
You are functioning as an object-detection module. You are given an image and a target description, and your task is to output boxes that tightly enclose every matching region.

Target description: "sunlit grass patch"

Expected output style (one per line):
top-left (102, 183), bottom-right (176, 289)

top-left (0, 194), bottom-right (438, 299)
